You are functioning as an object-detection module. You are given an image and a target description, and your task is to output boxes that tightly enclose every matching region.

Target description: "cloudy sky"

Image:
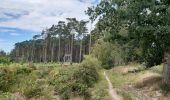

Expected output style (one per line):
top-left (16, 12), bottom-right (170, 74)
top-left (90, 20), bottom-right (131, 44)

top-left (0, 0), bottom-right (99, 52)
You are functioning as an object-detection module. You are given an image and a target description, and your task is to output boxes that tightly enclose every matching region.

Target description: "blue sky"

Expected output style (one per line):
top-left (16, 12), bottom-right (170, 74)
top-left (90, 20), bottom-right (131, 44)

top-left (0, 27), bottom-right (37, 52)
top-left (0, 0), bottom-right (99, 53)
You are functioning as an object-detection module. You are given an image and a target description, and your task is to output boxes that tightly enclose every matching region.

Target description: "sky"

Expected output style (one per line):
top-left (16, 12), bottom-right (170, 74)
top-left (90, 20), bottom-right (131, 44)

top-left (0, 0), bottom-right (99, 53)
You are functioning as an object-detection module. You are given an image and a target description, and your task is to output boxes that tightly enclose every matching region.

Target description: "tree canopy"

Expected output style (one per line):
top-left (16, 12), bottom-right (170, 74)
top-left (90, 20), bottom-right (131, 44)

top-left (87, 0), bottom-right (170, 67)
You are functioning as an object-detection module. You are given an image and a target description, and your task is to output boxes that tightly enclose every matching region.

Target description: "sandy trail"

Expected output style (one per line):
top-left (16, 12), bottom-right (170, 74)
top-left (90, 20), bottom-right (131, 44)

top-left (104, 71), bottom-right (123, 100)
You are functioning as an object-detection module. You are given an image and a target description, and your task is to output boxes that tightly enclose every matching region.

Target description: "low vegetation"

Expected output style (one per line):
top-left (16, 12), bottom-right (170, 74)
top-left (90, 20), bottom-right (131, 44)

top-left (49, 56), bottom-right (100, 99)
top-left (0, 63), bottom-right (59, 99)
top-left (90, 70), bottom-right (109, 100)
top-left (0, 56), bottom-right (102, 100)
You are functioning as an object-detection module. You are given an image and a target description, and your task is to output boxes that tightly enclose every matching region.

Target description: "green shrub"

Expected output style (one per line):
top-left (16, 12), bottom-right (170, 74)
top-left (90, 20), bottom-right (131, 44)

top-left (150, 64), bottom-right (163, 74)
top-left (0, 67), bottom-right (17, 92)
top-left (50, 59), bottom-right (99, 99)
top-left (16, 67), bottom-right (32, 75)
top-left (34, 68), bottom-right (49, 79)
top-left (0, 56), bottom-right (10, 65)
top-left (12, 72), bottom-right (45, 98)
top-left (81, 55), bottom-right (101, 69)
top-left (91, 40), bottom-right (124, 69)
top-left (23, 81), bottom-right (43, 98)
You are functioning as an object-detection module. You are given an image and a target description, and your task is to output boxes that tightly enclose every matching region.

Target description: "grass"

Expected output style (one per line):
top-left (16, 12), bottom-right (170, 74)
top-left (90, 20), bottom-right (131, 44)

top-left (0, 92), bottom-right (11, 100)
top-left (149, 64), bottom-right (163, 74)
top-left (117, 90), bottom-right (132, 100)
top-left (104, 64), bottom-right (150, 99)
top-left (90, 70), bottom-right (109, 100)
top-left (104, 64), bottom-right (165, 100)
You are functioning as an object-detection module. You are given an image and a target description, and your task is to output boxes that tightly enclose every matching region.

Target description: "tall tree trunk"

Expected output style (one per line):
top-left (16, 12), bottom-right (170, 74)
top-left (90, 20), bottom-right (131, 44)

top-left (89, 22), bottom-right (92, 55)
top-left (79, 39), bottom-right (83, 63)
top-left (58, 36), bottom-right (61, 62)
top-left (162, 47), bottom-right (170, 87)
top-left (51, 41), bottom-right (54, 62)
top-left (44, 40), bottom-right (47, 63)
top-left (31, 41), bottom-right (35, 62)
top-left (71, 34), bottom-right (74, 64)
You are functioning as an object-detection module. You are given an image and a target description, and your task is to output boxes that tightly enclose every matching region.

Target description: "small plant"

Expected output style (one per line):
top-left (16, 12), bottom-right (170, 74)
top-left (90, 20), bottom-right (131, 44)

top-left (23, 81), bottom-right (43, 98)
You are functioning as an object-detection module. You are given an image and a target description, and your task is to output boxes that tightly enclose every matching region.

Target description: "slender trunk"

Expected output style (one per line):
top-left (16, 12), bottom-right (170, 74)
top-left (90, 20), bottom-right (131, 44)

top-left (58, 36), bottom-right (61, 62)
top-left (89, 22), bottom-right (92, 55)
top-left (51, 41), bottom-right (54, 62)
top-left (31, 40), bottom-right (35, 62)
top-left (27, 47), bottom-right (29, 62)
top-left (79, 39), bottom-right (83, 63)
top-left (44, 40), bottom-right (47, 63)
top-left (71, 34), bottom-right (74, 64)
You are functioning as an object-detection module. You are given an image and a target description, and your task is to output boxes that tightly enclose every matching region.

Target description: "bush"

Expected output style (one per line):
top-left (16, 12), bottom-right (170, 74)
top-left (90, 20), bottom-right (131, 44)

top-left (50, 58), bottom-right (99, 99)
top-left (81, 55), bottom-right (101, 69)
top-left (0, 56), bottom-right (10, 65)
top-left (23, 81), bottom-right (43, 98)
top-left (91, 40), bottom-right (124, 69)
top-left (16, 67), bottom-right (32, 75)
top-left (12, 72), bottom-right (45, 98)
top-left (0, 67), bottom-right (17, 92)
top-left (34, 68), bottom-right (50, 79)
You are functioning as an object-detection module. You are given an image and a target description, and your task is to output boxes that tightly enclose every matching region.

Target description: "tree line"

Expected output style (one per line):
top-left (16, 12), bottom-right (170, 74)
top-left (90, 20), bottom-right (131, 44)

top-left (10, 18), bottom-right (97, 63)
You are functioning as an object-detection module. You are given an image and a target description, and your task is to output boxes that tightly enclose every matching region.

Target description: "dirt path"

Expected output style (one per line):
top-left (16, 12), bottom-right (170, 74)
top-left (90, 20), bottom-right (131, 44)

top-left (104, 71), bottom-right (123, 100)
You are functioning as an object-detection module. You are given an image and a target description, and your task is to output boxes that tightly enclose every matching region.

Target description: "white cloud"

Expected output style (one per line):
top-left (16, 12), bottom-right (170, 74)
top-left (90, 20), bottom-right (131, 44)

top-left (0, 0), bottom-right (98, 32)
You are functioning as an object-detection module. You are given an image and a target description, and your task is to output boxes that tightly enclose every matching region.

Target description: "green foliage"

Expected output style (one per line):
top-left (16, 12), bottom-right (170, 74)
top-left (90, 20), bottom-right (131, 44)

top-left (150, 64), bottom-right (163, 74)
top-left (87, 0), bottom-right (170, 68)
top-left (50, 58), bottom-right (99, 99)
top-left (21, 80), bottom-right (44, 98)
top-left (16, 67), bottom-right (32, 75)
top-left (90, 70), bottom-right (109, 100)
top-left (0, 56), bottom-right (10, 65)
top-left (118, 91), bottom-right (132, 100)
top-left (0, 92), bottom-right (11, 100)
top-left (0, 64), bottom-right (53, 99)
top-left (92, 40), bottom-right (124, 69)
top-left (0, 67), bottom-right (17, 92)
top-left (81, 55), bottom-right (101, 69)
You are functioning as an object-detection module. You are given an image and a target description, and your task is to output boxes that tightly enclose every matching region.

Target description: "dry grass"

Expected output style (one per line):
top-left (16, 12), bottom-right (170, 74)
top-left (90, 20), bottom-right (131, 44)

top-left (112, 63), bottom-right (144, 75)
top-left (134, 72), bottom-right (161, 88)
top-left (106, 64), bottom-right (170, 100)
